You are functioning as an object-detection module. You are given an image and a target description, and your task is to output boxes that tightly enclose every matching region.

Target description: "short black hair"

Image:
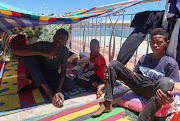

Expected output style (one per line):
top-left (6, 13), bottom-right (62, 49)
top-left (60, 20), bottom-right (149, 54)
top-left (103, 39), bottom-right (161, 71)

top-left (56, 29), bottom-right (69, 38)
top-left (90, 39), bottom-right (100, 46)
top-left (150, 28), bottom-right (169, 41)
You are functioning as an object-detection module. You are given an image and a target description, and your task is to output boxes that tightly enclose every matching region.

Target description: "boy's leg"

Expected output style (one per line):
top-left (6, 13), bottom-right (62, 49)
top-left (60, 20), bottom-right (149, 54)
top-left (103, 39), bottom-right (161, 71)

top-left (93, 60), bottom-right (151, 116)
top-left (74, 70), bottom-right (101, 89)
top-left (104, 60), bottom-right (151, 102)
top-left (138, 77), bottom-right (174, 121)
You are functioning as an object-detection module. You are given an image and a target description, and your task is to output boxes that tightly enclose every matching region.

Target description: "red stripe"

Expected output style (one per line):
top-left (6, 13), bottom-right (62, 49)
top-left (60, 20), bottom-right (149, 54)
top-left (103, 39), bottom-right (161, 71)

top-left (17, 61), bottom-right (36, 107)
top-left (2, 32), bottom-right (7, 42)
top-left (102, 111), bottom-right (125, 121)
top-left (39, 92), bottom-right (125, 121)
top-left (173, 87), bottom-right (180, 93)
top-left (0, 62), bottom-right (5, 87)
top-left (11, 11), bottom-right (21, 17)
top-left (49, 18), bottom-right (58, 21)
top-left (39, 98), bottom-right (104, 121)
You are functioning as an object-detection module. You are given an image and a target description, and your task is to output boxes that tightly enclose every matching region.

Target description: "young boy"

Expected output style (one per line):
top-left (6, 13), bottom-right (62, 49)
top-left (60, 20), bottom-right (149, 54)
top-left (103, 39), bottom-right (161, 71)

top-left (92, 28), bottom-right (180, 121)
top-left (74, 39), bottom-right (106, 93)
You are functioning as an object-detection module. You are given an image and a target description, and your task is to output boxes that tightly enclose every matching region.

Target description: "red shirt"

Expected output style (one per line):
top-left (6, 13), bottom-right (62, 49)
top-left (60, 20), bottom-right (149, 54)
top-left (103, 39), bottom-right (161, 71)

top-left (89, 51), bottom-right (106, 81)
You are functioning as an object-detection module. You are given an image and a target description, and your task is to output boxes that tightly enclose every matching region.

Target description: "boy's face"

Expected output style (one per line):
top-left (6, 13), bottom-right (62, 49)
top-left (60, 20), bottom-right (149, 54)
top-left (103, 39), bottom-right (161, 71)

top-left (53, 33), bottom-right (67, 47)
top-left (90, 42), bottom-right (99, 53)
top-left (150, 35), bottom-right (169, 55)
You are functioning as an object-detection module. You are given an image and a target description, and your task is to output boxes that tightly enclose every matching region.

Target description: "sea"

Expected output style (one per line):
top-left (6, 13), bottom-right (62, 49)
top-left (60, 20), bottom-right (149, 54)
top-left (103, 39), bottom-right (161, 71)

top-left (72, 28), bottom-right (148, 41)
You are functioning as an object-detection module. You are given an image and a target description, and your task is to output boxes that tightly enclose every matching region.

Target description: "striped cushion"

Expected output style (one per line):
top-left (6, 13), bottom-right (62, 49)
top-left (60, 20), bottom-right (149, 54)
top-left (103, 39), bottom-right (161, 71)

top-left (117, 84), bottom-right (180, 117)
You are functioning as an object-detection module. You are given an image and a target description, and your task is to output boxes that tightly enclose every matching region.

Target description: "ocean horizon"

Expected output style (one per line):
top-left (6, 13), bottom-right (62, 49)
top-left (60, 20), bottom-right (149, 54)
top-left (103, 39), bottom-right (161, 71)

top-left (72, 28), bottom-right (148, 41)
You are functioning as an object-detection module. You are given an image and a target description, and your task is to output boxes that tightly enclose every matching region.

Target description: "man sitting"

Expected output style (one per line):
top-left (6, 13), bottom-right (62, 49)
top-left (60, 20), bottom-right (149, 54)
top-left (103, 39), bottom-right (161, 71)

top-left (12, 29), bottom-right (75, 108)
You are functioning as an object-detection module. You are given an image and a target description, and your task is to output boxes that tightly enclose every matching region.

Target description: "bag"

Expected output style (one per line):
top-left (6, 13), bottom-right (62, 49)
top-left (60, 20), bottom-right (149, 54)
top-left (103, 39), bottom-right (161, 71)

top-left (9, 33), bottom-right (28, 49)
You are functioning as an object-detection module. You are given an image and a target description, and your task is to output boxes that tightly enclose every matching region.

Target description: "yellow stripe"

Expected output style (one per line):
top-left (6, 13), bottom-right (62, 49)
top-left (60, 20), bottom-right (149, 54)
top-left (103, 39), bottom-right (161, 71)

top-left (40, 16), bottom-right (50, 21)
top-left (71, 18), bottom-right (79, 21)
top-left (69, 89), bottom-right (79, 95)
top-left (53, 97), bottom-right (123, 121)
top-left (32, 88), bottom-right (45, 103)
top-left (112, 97), bottom-right (122, 104)
top-left (116, 117), bottom-right (130, 121)
top-left (53, 105), bottom-right (99, 121)
top-left (4, 34), bottom-right (10, 55)
top-left (0, 61), bottom-right (20, 111)
top-left (0, 9), bottom-right (12, 15)
top-left (1, 32), bottom-right (5, 43)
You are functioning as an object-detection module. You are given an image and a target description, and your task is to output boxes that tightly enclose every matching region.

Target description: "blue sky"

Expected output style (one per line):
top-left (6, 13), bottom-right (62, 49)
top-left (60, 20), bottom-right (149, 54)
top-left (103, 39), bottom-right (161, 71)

top-left (0, 0), bottom-right (166, 15)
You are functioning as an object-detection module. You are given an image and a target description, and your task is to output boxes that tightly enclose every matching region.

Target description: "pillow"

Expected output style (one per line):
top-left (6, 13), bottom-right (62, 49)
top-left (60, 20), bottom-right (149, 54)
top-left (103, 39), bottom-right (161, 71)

top-left (117, 82), bottom-right (180, 117)
top-left (68, 53), bottom-right (78, 64)
top-left (72, 57), bottom-right (89, 74)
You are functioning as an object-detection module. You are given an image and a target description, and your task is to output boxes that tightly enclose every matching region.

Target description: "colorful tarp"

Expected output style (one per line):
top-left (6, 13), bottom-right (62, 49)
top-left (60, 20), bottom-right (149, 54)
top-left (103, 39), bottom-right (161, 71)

top-left (0, 0), bottom-right (160, 33)
top-left (0, 61), bottom-right (94, 116)
top-left (24, 86), bottom-right (131, 121)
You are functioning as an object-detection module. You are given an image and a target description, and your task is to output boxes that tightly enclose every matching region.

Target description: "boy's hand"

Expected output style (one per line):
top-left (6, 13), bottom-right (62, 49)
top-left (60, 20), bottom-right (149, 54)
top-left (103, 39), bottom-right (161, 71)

top-left (83, 63), bottom-right (89, 71)
top-left (96, 84), bottom-right (105, 99)
top-left (156, 89), bottom-right (174, 105)
top-left (52, 92), bottom-right (64, 108)
top-left (104, 69), bottom-right (109, 80)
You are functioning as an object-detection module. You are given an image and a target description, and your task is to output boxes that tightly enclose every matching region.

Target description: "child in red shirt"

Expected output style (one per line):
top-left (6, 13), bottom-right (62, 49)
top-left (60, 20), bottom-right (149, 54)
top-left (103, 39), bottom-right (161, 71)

top-left (74, 39), bottom-right (106, 95)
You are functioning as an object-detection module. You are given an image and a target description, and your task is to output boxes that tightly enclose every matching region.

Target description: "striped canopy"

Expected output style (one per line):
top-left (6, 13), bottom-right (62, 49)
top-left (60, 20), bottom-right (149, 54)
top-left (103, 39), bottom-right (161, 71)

top-left (0, 0), bottom-right (160, 33)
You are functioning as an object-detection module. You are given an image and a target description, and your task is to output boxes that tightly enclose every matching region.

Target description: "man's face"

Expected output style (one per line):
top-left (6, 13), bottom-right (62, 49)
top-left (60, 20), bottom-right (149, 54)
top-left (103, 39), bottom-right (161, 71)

top-left (53, 33), bottom-right (67, 47)
top-left (150, 35), bottom-right (169, 55)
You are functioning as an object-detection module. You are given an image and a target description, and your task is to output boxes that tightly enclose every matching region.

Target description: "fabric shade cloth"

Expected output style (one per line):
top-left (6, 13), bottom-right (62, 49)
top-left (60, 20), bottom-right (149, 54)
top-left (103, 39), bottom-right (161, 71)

top-left (0, 0), bottom-right (160, 33)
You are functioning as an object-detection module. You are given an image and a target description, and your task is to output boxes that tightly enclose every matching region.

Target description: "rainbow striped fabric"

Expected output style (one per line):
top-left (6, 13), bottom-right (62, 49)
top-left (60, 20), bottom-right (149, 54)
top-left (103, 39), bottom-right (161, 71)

top-left (0, 0), bottom-right (144, 33)
top-left (25, 88), bottom-right (131, 121)
top-left (0, 61), bottom-right (94, 116)
top-left (0, 32), bottom-right (11, 55)
top-left (0, 61), bottom-right (49, 115)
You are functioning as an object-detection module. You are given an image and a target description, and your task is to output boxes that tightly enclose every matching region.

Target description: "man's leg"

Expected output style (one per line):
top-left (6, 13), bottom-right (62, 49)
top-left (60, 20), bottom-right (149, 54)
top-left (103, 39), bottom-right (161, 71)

top-left (45, 70), bottom-right (75, 93)
top-left (138, 77), bottom-right (174, 121)
top-left (21, 56), bottom-right (56, 106)
top-left (62, 77), bottom-right (75, 92)
top-left (21, 56), bottom-right (46, 87)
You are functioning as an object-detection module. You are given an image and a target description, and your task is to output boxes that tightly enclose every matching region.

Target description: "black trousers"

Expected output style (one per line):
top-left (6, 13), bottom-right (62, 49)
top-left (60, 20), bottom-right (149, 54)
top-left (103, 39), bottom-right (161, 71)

top-left (22, 56), bottom-right (75, 93)
top-left (74, 70), bottom-right (102, 89)
top-left (105, 60), bottom-right (174, 121)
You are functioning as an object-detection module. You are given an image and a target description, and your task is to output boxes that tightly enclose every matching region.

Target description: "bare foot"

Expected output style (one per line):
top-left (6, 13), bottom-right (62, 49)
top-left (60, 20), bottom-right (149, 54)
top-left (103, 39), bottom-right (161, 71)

top-left (96, 84), bottom-right (105, 99)
top-left (92, 101), bottom-right (112, 117)
top-left (18, 81), bottom-right (36, 93)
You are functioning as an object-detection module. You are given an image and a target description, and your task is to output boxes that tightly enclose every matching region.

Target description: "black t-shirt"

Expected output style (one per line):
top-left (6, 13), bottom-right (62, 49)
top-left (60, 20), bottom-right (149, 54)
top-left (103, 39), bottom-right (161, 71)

top-left (30, 41), bottom-right (69, 70)
top-left (134, 54), bottom-right (180, 82)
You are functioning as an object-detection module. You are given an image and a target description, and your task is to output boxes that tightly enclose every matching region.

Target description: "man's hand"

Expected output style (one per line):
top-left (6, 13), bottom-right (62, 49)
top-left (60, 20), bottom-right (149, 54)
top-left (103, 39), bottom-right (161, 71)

top-left (42, 51), bottom-right (57, 60)
top-left (52, 92), bottom-right (64, 108)
top-left (156, 89), bottom-right (174, 105)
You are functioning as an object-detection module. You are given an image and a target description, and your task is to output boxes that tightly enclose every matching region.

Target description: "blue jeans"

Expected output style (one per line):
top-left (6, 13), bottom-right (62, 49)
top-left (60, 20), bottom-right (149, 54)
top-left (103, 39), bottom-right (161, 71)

top-left (22, 56), bottom-right (75, 93)
top-left (105, 60), bottom-right (174, 121)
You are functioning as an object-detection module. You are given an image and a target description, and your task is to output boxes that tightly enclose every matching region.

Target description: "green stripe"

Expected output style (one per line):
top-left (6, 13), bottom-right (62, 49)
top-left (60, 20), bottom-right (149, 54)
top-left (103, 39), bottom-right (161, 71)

top-left (31, 15), bottom-right (40, 20)
top-left (0, 1), bottom-right (33, 14)
top-left (84, 107), bottom-right (125, 121)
